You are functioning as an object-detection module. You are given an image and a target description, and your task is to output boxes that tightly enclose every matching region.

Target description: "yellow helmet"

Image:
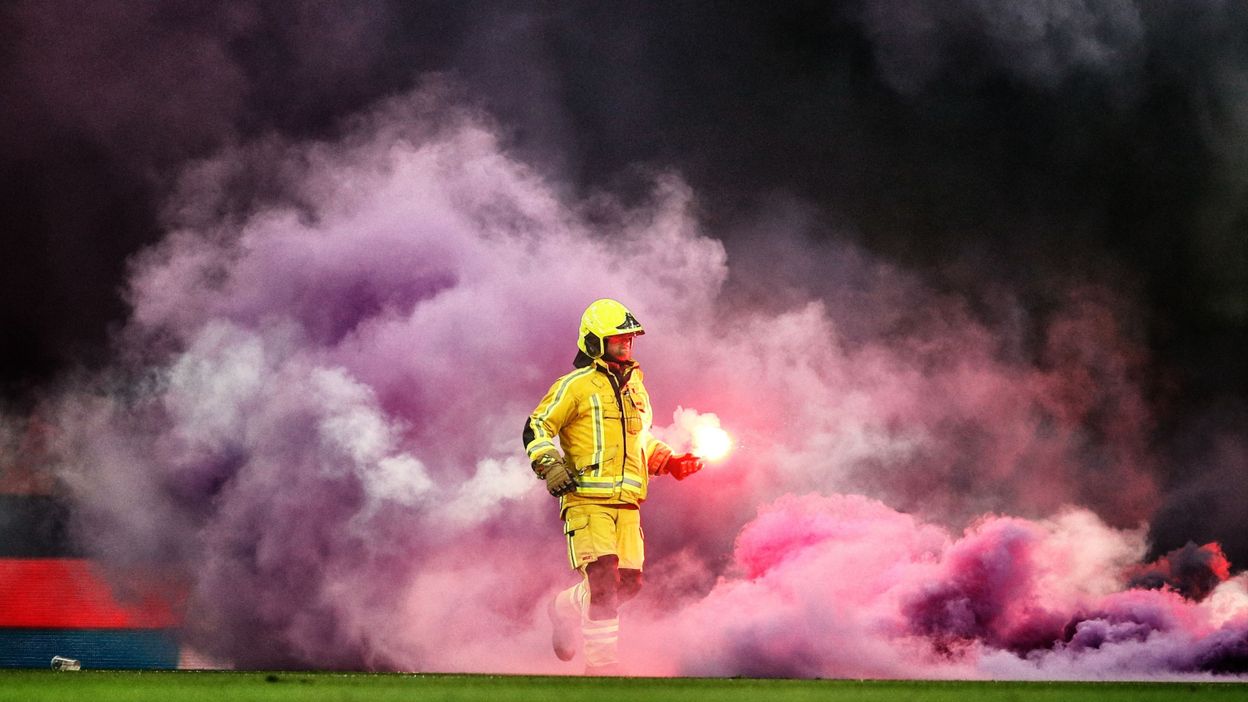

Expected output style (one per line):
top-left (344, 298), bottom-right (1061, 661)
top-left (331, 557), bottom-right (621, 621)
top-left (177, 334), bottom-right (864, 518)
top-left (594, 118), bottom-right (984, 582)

top-left (578, 298), bottom-right (645, 358)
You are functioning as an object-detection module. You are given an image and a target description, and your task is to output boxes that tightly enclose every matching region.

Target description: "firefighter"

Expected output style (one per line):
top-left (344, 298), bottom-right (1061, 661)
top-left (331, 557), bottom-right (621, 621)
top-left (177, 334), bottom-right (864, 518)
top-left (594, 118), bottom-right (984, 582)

top-left (523, 298), bottom-right (703, 674)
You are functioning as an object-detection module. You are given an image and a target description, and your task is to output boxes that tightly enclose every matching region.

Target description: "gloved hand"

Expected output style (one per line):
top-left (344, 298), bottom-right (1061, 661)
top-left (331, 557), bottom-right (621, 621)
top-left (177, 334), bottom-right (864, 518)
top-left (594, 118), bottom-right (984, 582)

top-left (647, 443), bottom-right (673, 475)
top-left (532, 452), bottom-right (577, 496)
top-left (666, 453), bottom-right (703, 481)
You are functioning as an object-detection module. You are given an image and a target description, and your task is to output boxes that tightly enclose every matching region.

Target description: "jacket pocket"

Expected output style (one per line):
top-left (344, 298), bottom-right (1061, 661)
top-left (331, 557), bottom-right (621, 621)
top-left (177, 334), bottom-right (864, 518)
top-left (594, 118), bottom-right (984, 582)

top-left (598, 393), bottom-right (622, 419)
top-left (573, 446), bottom-right (618, 475)
top-left (627, 390), bottom-right (649, 414)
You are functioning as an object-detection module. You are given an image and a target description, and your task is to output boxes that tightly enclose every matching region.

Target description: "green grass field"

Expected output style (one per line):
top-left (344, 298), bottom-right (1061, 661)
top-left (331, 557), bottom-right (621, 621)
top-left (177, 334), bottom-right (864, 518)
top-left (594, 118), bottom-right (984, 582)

top-left (0, 671), bottom-right (1245, 702)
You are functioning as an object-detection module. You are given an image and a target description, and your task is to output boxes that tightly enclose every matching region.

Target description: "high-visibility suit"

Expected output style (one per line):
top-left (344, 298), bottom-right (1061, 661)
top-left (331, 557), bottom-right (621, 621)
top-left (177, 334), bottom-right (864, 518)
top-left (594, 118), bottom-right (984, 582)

top-left (524, 355), bottom-right (668, 517)
top-left (524, 352), bottom-right (675, 670)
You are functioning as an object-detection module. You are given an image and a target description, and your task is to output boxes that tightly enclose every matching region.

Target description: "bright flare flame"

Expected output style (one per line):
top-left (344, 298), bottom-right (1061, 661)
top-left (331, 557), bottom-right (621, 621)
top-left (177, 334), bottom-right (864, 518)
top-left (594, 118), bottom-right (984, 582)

top-left (692, 424), bottom-right (733, 462)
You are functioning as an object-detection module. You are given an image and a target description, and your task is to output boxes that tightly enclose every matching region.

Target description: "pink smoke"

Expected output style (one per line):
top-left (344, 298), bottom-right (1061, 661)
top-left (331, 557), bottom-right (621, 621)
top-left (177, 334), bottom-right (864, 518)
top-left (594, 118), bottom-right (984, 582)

top-left (36, 86), bottom-right (1246, 677)
top-left (626, 495), bottom-right (1248, 679)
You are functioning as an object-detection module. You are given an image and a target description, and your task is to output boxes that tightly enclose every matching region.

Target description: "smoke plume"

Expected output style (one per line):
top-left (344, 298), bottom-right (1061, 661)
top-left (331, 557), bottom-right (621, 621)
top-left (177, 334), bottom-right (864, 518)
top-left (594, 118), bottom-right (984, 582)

top-left (30, 85), bottom-right (1247, 678)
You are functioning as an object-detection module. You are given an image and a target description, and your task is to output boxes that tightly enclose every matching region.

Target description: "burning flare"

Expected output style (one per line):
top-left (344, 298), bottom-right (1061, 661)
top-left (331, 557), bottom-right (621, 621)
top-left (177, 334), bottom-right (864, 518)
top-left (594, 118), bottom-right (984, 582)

top-left (664, 407), bottom-right (733, 463)
top-left (692, 424), bottom-right (733, 462)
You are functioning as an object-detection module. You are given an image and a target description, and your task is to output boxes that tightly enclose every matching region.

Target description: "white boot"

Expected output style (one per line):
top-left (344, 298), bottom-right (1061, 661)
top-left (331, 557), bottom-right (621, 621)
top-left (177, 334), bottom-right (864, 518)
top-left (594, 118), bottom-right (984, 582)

top-left (548, 583), bottom-right (584, 662)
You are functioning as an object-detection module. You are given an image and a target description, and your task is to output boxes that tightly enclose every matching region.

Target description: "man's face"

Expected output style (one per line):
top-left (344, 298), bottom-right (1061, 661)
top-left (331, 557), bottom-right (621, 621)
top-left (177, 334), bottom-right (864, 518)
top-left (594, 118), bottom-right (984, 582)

top-left (604, 333), bottom-right (638, 362)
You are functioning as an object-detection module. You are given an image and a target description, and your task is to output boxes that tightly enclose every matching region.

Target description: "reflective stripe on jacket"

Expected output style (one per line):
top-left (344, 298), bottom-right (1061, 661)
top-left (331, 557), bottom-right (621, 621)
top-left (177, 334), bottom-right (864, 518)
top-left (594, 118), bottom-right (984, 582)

top-left (524, 358), bottom-right (668, 509)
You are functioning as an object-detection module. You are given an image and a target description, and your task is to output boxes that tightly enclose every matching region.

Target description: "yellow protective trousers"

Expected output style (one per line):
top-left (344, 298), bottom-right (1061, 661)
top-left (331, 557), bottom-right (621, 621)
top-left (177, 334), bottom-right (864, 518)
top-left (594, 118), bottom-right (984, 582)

top-left (562, 503), bottom-right (644, 570)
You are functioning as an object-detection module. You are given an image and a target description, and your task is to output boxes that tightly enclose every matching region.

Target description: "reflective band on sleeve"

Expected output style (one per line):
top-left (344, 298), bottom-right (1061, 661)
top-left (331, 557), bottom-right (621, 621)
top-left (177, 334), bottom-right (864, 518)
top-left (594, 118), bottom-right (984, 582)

top-left (532, 368), bottom-right (594, 438)
top-left (544, 368), bottom-right (592, 419)
top-left (526, 439), bottom-right (555, 458)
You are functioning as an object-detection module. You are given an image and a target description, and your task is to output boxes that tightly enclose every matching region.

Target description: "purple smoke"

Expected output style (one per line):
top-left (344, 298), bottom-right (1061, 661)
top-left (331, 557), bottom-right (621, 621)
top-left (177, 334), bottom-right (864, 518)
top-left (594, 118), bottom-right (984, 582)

top-left (29, 85), bottom-right (1248, 678)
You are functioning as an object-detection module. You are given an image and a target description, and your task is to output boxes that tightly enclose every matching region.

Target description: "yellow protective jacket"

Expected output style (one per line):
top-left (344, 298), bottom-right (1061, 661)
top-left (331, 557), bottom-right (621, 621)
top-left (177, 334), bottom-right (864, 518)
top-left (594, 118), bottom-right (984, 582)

top-left (524, 355), bottom-right (669, 511)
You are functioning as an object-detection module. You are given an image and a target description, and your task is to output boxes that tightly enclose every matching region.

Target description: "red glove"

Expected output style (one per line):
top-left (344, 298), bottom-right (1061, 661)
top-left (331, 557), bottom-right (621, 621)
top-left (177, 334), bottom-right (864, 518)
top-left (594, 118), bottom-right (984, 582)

top-left (666, 453), bottom-right (703, 480)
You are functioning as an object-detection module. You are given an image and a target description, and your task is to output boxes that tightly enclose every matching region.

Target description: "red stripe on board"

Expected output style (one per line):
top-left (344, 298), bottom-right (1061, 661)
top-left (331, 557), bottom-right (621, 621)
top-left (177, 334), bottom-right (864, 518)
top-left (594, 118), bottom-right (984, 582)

top-left (0, 559), bottom-right (179, 629)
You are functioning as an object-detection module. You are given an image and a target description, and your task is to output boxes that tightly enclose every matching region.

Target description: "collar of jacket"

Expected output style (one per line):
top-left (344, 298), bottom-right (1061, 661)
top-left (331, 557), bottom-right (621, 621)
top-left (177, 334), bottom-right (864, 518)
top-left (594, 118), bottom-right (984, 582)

top-left (599, 357), bottom-right (636, 386)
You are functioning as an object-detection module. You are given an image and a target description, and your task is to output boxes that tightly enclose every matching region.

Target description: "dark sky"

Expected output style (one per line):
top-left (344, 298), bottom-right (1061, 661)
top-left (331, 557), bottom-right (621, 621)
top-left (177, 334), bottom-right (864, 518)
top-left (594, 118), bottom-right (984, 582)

top-left (2, 1), bottom-right (1246, 553)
